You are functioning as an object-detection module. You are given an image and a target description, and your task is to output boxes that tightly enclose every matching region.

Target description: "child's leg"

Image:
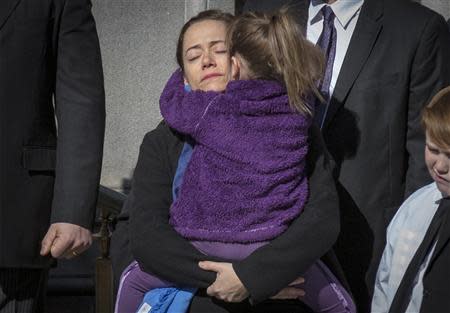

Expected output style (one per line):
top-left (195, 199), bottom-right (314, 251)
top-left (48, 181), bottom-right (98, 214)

top-left (300, 260), bottom-right (356, 313)
top-left (114, 260), bottom-right (173, 313)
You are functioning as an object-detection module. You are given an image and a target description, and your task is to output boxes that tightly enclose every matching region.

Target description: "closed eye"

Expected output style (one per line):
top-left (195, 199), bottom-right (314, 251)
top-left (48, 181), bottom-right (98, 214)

top-left (188, 56), bottom-right (200, 61)
top-left (427, 145), bottom-right (439, 154)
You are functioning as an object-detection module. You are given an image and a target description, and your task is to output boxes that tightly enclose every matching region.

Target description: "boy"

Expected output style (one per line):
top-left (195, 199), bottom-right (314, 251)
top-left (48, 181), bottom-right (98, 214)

top-left (372, 86), bottom-right (450, 313)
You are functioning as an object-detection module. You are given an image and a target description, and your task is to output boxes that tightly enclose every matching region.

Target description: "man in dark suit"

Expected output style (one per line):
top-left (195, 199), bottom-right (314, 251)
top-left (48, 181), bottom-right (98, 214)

top-left (0, 0), bottom-right (105, 311)
top-left (243, 0), bottom-right (450, 311)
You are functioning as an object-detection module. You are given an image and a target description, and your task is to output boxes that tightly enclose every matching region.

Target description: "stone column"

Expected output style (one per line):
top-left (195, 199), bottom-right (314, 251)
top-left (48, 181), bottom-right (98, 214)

top-left (185, 0), bottom-right (207, 21)
top-left (185, 0), bottom-right (235, 20)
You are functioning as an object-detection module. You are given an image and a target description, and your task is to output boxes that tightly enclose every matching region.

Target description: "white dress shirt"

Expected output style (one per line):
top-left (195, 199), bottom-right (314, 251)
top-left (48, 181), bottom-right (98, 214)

top-left (306, 0), bottom-right (364, 98)
top-left (371, 182), bottom-right (444, 313)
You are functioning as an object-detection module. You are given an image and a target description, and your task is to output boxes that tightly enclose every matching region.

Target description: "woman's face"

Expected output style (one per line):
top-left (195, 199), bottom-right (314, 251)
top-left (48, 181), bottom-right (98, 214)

top-left (182, 20), bottom-right (232, 92)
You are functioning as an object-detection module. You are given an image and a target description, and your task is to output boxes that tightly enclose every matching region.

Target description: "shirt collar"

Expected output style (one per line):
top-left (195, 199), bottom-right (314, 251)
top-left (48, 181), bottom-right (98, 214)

top-left (309, 0), bottom-right (364, 29)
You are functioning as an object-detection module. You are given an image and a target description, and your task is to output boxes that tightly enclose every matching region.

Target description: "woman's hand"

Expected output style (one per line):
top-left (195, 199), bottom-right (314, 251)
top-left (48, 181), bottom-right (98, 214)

top-left (199, 261), bottom-right (249, 302)
top-left (270, 277), bottom-right (305, 300)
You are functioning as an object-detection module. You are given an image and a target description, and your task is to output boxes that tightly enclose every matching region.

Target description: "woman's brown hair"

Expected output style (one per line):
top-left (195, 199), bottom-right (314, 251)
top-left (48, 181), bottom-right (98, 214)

top-left (176, 10), bottom-right (235, 71)
top-left (227, 8), bottom-right (324, 115)
top-left (422, 85), bottom-right (450, 149)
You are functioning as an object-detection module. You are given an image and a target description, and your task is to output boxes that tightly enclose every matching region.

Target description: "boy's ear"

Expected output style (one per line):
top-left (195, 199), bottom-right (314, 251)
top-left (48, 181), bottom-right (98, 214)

top-left (231, 56), bottom-right (240, 80)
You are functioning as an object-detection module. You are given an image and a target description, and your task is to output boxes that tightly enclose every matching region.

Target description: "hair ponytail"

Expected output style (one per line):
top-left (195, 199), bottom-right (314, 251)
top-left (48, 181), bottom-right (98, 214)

top-left (228, 8), bottom-right (324, 115)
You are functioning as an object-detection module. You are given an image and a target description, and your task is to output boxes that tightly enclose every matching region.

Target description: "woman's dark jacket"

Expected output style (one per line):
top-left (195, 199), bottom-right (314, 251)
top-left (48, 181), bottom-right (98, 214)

top-left (111, 121), bottom-right (348, 311)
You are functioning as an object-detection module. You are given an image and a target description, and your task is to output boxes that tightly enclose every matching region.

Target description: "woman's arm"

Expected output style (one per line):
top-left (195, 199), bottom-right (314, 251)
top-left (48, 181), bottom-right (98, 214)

top-left (128, 122), bottom-right (225, 288)
top-left (232, 126), bottom-right (340, 303)
top-left (159, 70), bottom-right (219, 136)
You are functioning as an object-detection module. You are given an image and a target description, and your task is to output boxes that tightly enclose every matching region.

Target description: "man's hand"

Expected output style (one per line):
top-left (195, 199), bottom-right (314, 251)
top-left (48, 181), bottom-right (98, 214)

top-left (270, 277), bottom-right (305, 300)
top-left (40, 222), bottom-right (92, 259)
top-left (199, 261), bottom-right (249, 302)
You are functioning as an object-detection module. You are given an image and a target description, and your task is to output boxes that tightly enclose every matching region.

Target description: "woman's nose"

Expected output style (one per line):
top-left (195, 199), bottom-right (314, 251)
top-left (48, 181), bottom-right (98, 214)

top-left (201, 52), bottom-right (215, 68)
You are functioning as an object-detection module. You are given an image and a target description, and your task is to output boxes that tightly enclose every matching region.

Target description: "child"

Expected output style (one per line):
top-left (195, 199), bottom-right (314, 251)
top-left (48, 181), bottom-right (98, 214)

top-left (372, 85), bottom-right (450, 313)
top-left (116, 10), bottom-right (355, 313)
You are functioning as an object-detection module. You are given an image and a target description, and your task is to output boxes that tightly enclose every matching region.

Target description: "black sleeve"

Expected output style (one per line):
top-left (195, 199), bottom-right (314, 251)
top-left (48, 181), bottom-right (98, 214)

top-left (129, 123), bottom-right (222, 288)
top-left (233, 126), bottom-right (340, 303)
top-left (51, 0), bottom-right (105, 229)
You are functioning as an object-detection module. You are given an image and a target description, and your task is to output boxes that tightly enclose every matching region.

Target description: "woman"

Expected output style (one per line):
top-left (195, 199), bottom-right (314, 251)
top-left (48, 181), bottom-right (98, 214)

top-left (112, 10), bottom-right (349, 312)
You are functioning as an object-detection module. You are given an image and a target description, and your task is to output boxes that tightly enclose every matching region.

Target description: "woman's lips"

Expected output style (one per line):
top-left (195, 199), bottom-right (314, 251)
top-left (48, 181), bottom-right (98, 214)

top-left (201, 73), bottom-right (222, 82)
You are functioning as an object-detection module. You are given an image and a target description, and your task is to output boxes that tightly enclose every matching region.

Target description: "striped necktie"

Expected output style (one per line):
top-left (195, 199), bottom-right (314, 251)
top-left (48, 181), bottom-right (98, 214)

top-left (313, 5), bottom-right (337, 129)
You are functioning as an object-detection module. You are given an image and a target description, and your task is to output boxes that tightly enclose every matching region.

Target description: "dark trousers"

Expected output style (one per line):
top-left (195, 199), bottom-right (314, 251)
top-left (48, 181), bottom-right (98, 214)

top-left (0, 269), bottom-right (47, 313)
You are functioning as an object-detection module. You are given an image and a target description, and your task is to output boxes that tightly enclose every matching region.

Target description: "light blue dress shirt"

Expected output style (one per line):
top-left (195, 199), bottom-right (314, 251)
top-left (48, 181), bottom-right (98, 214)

top-left (371, 182), bottom-right (444, 313)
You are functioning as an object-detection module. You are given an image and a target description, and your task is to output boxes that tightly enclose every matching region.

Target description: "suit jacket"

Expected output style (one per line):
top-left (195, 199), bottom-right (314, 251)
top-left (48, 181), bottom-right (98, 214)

top-left (0, 0), bottom-right (105, 268)
top-left (244, 0), bottom-right (450, 311)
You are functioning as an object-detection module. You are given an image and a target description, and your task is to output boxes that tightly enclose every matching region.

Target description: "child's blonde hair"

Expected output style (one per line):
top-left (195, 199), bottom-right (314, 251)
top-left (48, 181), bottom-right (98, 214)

top-left (227, 8), bottom-right (324, 115)
top-left (422, 86), bottom-right (450, 149)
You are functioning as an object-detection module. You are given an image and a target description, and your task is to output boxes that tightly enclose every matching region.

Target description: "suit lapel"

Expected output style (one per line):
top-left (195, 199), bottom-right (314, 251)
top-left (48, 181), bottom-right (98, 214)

top-left (322, 0), bottom-right (383, 130)
top-left (0, 0), bottom-right (22, 31)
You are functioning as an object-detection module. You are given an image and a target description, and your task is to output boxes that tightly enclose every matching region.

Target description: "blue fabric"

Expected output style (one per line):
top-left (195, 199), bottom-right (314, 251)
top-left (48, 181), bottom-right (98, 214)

top-left (172, 140), bottom-right (194, 200)
top-left (136, 287), bottom-right (196, 313)
top-left (169, 288), bottom-right (196, 312)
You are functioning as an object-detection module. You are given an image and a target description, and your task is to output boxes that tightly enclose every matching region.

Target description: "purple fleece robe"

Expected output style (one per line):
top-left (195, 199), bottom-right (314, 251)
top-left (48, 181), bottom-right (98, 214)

top-left (160, 70), bottom-right (311, 243)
